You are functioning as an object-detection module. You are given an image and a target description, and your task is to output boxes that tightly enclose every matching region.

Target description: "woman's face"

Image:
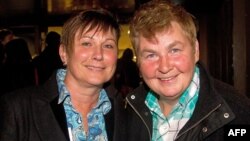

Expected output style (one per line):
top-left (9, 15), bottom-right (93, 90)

top-left (137, 22), bottom-right (199, 101)
top-left (60, 27), bottom-right (118, 88)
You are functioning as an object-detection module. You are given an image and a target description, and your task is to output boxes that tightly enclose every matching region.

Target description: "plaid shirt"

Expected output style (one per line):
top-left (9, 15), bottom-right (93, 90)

top-left (57, 69), bottom-right (111, 141)
top-left (145, 66), bottom-right (200, 141)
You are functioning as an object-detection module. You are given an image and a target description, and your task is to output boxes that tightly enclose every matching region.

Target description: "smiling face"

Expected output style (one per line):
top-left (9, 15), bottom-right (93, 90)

top-left (137, 22), bottom-right (199, 100)
top-left (60, 27), bottom-right (118, 88)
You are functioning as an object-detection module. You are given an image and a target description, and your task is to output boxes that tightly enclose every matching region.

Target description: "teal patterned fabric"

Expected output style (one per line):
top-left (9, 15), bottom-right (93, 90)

top-left (57, 69), bottom-right (111, 141)
top-left (145, 66), bottom-right (200, 141)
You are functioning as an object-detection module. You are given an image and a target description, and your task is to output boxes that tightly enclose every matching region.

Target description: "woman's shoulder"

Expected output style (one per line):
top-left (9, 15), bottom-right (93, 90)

top-left (0, 85), bottom-right (45, 104)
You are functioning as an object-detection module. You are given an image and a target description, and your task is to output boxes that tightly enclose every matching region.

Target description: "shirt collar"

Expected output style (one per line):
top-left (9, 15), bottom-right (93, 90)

top-left (57, 69), bottom-right (69, 104)
top-left (145, 66), bottom-right (200, 117)
top-left (56, 68), bottom-right (111, 114)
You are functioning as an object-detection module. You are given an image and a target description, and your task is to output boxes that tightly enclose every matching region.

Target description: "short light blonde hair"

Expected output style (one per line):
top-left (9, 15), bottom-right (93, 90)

top-left (129, 0), bottom-right (197, 55)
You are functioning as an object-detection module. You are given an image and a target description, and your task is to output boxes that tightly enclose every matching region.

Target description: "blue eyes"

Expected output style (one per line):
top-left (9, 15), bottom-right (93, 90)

top-left (146, 53), bottom-right (156, 59)
top-left (171, 48), bottom-right (180, 53)
top-left (144, 48), bottom-right (181, 59)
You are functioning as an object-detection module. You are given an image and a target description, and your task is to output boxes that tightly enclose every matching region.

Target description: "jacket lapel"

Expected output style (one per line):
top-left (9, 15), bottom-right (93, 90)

top-left (32, 97), bottom-right (68, 141)
top-left (104, 98), bottom-right (114, 141)
top-left (32, 72), bottom-right (69, 141)
top-left (178, 63), bottom-right (235, 138)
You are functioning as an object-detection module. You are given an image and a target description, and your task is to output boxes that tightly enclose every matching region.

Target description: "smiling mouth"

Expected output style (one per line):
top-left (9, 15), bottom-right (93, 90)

top-left (159, 74), bottom-right (178, 81)
top-left (86, 65), bottom-right (105, 71)
top-left (160, 77), bottom-right (174, 81)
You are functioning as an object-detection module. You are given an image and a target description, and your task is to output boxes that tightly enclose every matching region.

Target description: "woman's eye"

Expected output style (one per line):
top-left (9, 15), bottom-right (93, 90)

top-left (81, 42), bottom-right (91, 47)
top-left (147, 54), bottom-right (154, 58)
top-left (170, 48), bottom-right (180, 53)
top-left (146, 53), bottom-right (156, 59)
top-left (104, 44), bottom-right (114, 49)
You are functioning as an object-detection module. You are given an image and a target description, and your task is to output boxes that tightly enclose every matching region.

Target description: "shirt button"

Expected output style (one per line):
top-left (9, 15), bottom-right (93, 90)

top-left (131, 95), bottom-right (135, 99)
top-left (202, 127), bottom-right (208, 133)
top-left (224, 113), bottom-right (229, 118)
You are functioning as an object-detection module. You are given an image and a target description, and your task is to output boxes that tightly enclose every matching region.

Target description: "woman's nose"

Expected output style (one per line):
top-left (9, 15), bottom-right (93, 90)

top-left (92, 46), bottom-right (103, 61)
top-left (158, 56), bottom-right (173, 73)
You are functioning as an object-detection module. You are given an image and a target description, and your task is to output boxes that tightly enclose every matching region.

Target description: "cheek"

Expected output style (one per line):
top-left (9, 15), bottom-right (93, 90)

top-left (106, 53), bottom-right (118, 77)
top-left (72, 46), bottom-right (90, 60)
top-left (174, 55), bottom-right (196, 72)
top-left (105, 52), bottom-right (118, 65)
top-left (73, 48), bottom-right (89, 60)
top-left (139, 61), bottom-right (156, 78)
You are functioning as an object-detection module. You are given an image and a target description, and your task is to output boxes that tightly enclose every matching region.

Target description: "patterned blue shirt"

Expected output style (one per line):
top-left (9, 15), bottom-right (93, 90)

top-left (56, 69), bottom-right (111, 141)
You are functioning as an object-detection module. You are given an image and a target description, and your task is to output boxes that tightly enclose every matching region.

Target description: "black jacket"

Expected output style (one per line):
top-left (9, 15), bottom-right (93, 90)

top-left (0, 72), bottom-right (126, 141)
top-left (125, 63), bottom-right (250, 141)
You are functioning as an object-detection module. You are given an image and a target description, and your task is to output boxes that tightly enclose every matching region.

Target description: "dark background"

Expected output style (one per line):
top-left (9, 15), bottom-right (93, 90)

top-left (0, 0), bottom-right (249, 97)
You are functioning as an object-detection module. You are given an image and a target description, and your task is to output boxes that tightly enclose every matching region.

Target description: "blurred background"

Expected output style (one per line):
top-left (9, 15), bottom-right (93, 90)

top-left (0, 0), bottom-right (250, 97)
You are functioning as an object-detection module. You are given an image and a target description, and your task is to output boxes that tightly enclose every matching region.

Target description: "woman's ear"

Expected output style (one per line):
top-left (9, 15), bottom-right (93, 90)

top-left (59, 44), bottom-right (67, 66)
top-left (194, 40), bottom-right (199, 63)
